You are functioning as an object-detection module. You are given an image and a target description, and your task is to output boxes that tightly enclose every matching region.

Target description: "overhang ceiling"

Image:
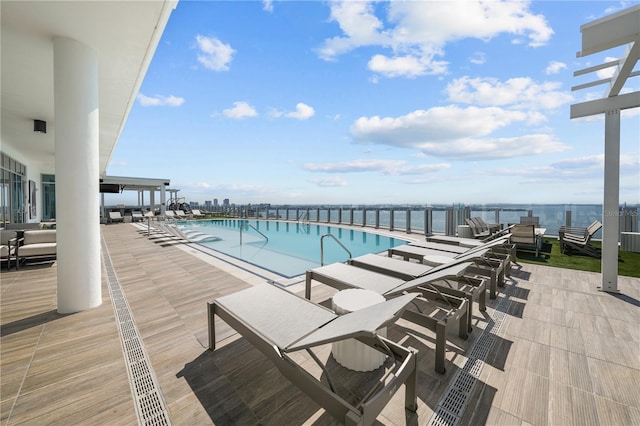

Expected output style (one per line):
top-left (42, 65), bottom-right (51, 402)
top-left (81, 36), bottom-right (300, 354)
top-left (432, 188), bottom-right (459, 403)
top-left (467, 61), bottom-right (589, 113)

top-left (1, 0), bottom-right (177, 174)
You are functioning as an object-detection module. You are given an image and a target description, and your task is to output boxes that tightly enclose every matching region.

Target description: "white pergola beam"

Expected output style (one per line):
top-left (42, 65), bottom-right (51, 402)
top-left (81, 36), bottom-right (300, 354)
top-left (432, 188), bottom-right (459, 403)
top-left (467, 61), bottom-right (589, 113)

top-left (570, 91), bottom-right (640, 118)
top-left (608, 42), bottom-right (640, 96)
top-left (577, 5), bottom-right (640, 57)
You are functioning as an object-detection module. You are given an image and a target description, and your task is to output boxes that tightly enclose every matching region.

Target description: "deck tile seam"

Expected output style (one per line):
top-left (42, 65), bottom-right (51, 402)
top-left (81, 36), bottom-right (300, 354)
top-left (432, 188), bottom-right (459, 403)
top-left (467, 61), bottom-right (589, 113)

top-left (4, 318), bottom-right (47, 424)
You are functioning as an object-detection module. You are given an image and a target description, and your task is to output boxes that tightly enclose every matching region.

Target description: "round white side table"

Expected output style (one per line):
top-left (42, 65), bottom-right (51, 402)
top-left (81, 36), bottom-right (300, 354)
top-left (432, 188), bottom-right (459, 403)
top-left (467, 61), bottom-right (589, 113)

top-left (422, 254), bottom-right (454, 267)
top-left (331, 289), bottom-right (387, 372)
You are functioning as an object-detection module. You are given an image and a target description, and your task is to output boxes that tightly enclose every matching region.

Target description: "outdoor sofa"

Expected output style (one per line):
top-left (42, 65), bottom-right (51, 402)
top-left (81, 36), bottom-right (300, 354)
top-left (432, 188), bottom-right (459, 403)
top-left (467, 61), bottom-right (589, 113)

top-left (15, 229), bottom-right (57, 269)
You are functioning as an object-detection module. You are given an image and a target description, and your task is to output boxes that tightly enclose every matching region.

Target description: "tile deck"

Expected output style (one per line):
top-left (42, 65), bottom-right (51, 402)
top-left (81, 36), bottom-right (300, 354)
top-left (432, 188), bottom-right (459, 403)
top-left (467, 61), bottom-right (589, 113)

top-left (1, 223), bottom-right (639, 425)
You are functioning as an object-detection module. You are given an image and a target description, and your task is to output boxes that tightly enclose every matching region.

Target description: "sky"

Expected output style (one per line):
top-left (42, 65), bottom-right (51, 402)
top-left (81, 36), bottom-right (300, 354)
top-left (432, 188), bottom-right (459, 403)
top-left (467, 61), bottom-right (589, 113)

top-left (105, 0), bottom-right (640, 207)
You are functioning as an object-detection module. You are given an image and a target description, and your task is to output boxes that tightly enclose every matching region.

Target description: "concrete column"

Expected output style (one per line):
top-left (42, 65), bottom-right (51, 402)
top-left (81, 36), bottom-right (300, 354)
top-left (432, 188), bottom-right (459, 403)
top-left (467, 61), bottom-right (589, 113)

top-left (424, 208), bottom-right (432, 235)
top-left (150, 191), bottom-right (156, 215)
top-left (601, 110), bottom-right (620, 292)
top-left (54, 37), bottom-right (101, 313)
top-left (160, 186), bottom-right (166, 216)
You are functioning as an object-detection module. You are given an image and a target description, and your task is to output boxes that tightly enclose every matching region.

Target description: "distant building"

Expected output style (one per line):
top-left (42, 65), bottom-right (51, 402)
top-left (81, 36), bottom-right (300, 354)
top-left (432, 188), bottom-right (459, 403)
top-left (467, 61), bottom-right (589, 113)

top-left (213, 199), bottom-right (218, 207)
top-left (223, 199), bottom-right (230, 207)
top-left (204, 200), bottom-right (212, 210)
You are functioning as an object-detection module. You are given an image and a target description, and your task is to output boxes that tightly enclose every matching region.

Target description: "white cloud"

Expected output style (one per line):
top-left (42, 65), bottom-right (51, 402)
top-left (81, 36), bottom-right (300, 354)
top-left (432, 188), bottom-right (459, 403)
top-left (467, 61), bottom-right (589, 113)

top-left (368, 54), bottom-right (447, 78)
top-left (308, 176), bottom-right (348, 187)
top-left (304, 159), bottom-right (450, 175)
top-left (223, 101), bottom-right (258, 119)
top-left (595, 56), bottom-right (619, 80)
top-left (445, 76), bottom-right (573, 110)
top-left (263, 0), bottom-right (273, 13)
top-left (286, 103), bottom-right (315, 120)
top-left (271, 103), bottom-right (316, 120)
top-left (552, 154), bottom-right (639, 173)
top-left (318, 1), bottom-right (553, 77)
top-left (492, 154), bottom-right (639, 182)
top-left (195, 35), bottom-right (235, 71)
top-left (305, 159), bottom-right (405, 173)
top-left (137, 93), bottom-right (185, 107)
top-left (350, 105), bottom-right (568, 160)
top-left (469, 52), bottom-right (486, 65)
top-left (545, 60), bottom-right (567, 75)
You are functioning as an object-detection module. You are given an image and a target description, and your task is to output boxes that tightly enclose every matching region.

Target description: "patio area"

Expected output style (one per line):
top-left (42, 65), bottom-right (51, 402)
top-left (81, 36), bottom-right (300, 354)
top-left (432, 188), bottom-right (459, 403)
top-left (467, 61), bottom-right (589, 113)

top-left (1, 223), bottom-right (639, 425)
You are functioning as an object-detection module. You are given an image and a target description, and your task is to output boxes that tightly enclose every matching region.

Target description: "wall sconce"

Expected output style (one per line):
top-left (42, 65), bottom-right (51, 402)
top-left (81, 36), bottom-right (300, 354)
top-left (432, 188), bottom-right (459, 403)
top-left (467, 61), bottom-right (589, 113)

top-left (34, 119), bottom-right (47, 133)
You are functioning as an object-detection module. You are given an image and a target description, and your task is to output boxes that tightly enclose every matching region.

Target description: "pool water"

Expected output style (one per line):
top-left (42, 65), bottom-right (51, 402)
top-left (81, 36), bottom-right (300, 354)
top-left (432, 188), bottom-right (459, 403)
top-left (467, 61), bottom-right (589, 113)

top-left (177, 219), bottom-right (408, 278)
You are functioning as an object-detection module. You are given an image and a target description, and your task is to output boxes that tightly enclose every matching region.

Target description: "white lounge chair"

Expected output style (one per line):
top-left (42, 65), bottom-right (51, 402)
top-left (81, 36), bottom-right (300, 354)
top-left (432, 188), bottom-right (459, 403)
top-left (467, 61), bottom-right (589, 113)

top-left (208, 283), bottom-right (419, 425)
top-left (306, 261), bottom-right (471, 374)
top-left (108, 211), bottom-right (124, 224)
top-left (348, 253), bottom-right (487, 317)
top-left (388, 239), bottom-right (511, 299)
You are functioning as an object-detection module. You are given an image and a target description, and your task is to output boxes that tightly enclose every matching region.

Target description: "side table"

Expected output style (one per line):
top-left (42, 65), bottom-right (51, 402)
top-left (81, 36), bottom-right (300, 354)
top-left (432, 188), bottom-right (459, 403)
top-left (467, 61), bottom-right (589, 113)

top-left (331, 289), bottom-right (387, 372)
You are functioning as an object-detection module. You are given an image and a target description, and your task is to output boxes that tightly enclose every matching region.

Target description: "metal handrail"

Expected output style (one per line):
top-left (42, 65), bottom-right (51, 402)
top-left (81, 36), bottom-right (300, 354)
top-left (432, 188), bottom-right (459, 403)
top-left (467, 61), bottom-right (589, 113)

top-left (240, 223), bottom-right (269, 245)
top-left (320, 233), bottom-right (352, 266)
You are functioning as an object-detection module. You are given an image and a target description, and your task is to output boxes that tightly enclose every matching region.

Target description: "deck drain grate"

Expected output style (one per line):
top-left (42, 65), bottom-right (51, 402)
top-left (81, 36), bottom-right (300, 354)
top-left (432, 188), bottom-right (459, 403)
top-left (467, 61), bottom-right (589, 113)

top-left (427, 279), bottom-right (516, 426)
top-left (102, 237), bottom-right (171, 426)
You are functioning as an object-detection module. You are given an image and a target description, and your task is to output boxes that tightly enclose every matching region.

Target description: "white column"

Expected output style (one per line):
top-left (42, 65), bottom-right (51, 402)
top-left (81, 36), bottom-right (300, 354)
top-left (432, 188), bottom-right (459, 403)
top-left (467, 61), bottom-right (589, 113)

top-left (160, 186), bottom-right (166, 216)
top-left (150, 190), bottom-right (156, 215)
top-left (601, 110), bottom-right (620, 292)
top-left (54, 37), bottom-right (101, 313)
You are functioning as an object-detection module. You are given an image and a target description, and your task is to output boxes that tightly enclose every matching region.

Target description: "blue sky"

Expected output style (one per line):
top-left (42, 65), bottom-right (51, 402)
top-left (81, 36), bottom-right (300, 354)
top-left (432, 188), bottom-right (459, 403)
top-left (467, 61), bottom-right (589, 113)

top-left (106, 0), bottom-right (640, 206)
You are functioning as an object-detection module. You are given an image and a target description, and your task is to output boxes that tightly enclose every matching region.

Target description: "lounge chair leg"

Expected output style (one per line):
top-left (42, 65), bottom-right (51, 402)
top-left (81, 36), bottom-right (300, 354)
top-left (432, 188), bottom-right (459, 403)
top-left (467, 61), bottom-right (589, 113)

top-left (459, 310), bottom-right (468, 339)
top-left (405, 353), bottom-right (418, 413)
top-left (305, 272), bottom-right (312, 299)
top-left (207, 302), bottom-right (216, 351)
top-left (435, 322), bottom-right (446, 374)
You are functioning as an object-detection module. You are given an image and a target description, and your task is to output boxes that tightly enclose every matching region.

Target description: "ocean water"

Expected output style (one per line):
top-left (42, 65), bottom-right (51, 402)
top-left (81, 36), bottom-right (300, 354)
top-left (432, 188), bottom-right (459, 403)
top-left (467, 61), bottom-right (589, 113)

top-left (259, 204), bottom-right (640, 238)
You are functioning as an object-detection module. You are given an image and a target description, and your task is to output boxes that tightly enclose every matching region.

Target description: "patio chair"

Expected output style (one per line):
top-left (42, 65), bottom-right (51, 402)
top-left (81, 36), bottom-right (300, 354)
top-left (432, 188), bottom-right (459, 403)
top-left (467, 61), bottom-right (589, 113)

top-left (191, 209), bottom-right (205, 218)
top-left (164, 210), bottom-right (177, 220)
top-left (306, 261), bottom-right (471, 374)
top-left (519, 216), bottom-right (540, 226)
top-left (559, 220), bottom-right (602, 258)
top-left (132, 211), bottom-right (144, 222)
top-left (509, 224), bottom-right (539, 256)
top-left (174, 210), bottom-right (188, 219)
top-left (208, 283), bottom-right (419, 425)
top-left (475, 217), bottom-right (502, 234)
top-left (465, 218), bottom-right (490, 238)
top-left (108, 211), bottom-right (124, 224)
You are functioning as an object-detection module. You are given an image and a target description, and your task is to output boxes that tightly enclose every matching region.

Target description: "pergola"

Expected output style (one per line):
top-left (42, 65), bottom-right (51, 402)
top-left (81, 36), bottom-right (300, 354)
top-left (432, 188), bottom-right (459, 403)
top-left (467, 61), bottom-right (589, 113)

top-left (570, 5), bottom-right (640, 292)
top-left (99, 175), bottom-right (172, 217)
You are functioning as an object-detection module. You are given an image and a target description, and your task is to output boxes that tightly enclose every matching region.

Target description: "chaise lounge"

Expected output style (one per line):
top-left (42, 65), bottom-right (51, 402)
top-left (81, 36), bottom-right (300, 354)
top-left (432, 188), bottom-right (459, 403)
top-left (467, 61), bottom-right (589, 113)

top-left (387, 239), bottom-right (511, 299)
top-left (208, 283), bottom-right (419, 425)
top-left (306, 261), bottom-right (471, 374)
top-left (559, 220), bottom-right (602, 258)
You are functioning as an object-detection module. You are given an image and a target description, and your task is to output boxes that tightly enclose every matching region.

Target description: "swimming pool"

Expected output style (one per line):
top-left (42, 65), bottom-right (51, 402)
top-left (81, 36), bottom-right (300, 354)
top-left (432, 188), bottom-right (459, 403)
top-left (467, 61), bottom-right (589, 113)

top-left (176, 219), bottom-right (408, 278)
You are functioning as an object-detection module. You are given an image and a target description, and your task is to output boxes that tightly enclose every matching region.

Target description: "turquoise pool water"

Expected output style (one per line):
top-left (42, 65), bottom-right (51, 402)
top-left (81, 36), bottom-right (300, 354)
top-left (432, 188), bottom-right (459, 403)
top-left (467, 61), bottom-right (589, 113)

top-left (177, 219), bottom-right (408, 278)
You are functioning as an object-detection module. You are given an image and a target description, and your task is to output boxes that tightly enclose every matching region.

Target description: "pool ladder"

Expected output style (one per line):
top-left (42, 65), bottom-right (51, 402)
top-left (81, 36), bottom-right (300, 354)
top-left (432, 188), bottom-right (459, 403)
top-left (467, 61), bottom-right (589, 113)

top-left (320, 234), bottom-right (352, 266)
top-left (240, 223), bottom-right (268, 245)
top-left (297, 212), bottom-right (310, 233)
